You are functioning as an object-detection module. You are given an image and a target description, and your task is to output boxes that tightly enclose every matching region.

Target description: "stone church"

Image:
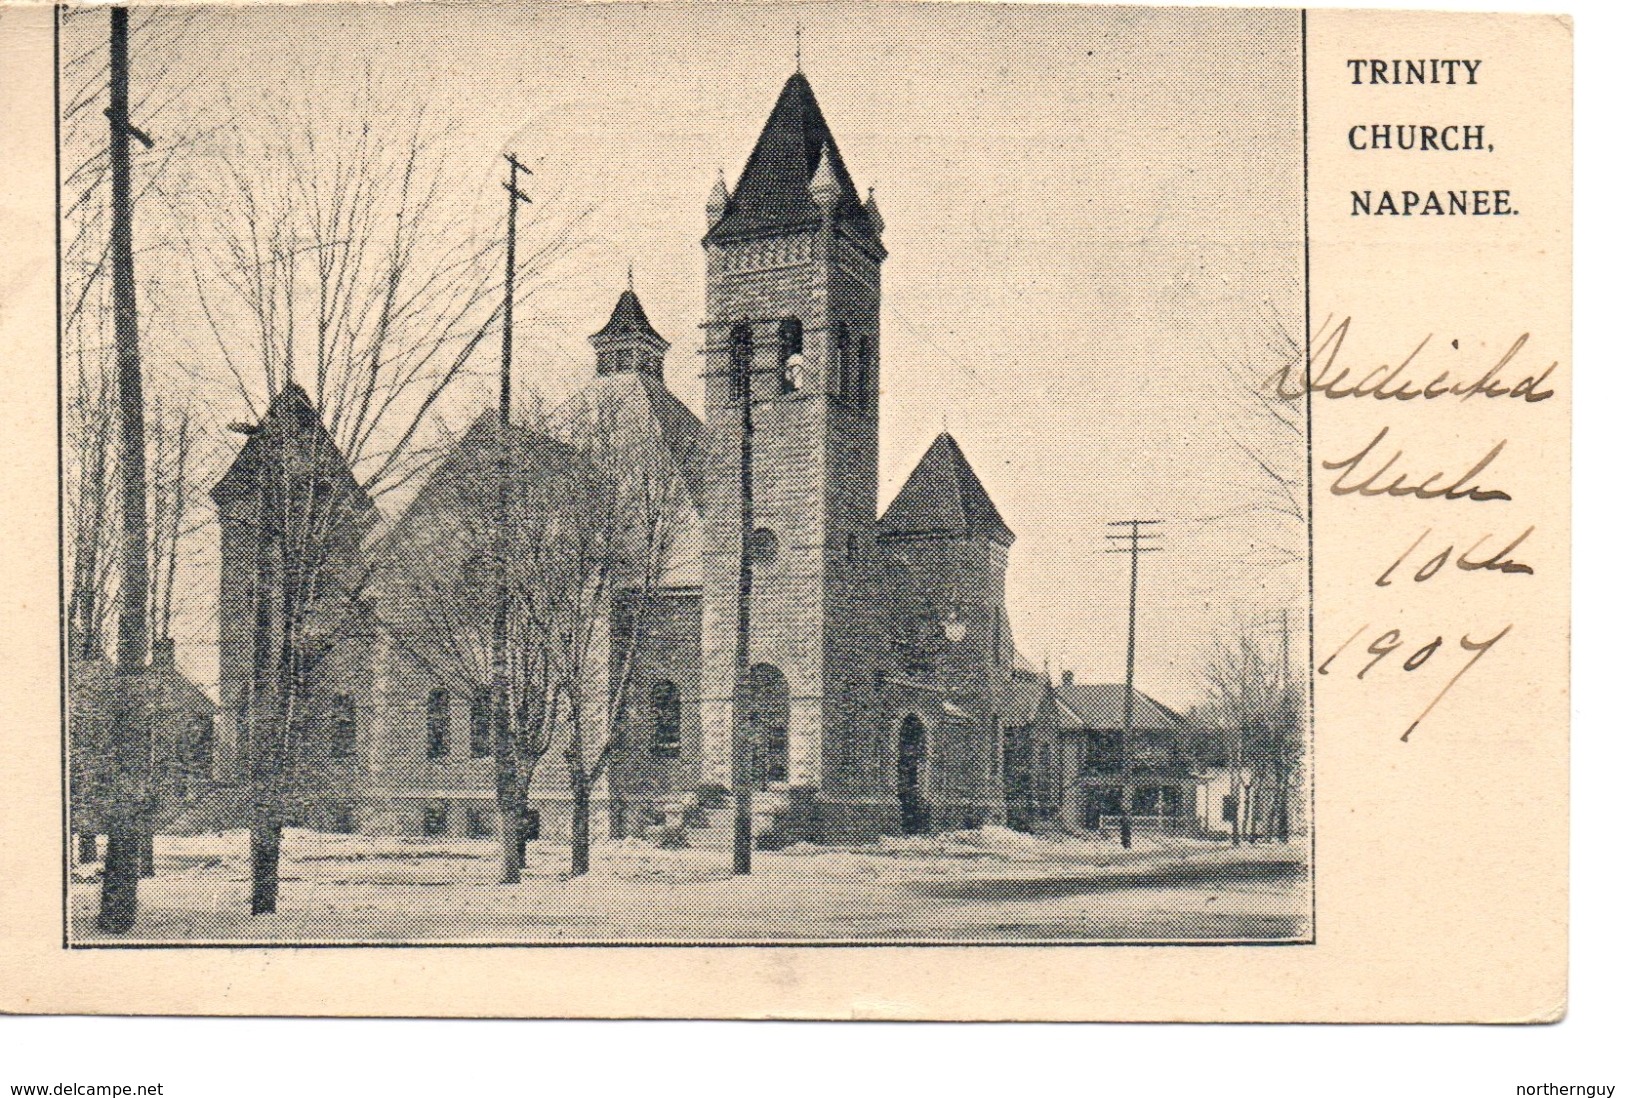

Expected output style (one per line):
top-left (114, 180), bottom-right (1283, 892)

top-left (213, 70), bottom-right (1071, 846)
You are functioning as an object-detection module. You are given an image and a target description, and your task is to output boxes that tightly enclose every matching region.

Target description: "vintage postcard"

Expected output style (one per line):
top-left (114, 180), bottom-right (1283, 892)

top-left (0, 2), bottom-right (1569, 1019)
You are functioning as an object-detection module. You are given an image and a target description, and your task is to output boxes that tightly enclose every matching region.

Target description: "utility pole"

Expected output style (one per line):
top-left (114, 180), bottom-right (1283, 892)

top-left (98, 5), bottom-right (155, 934)
top-left (732, 326), bottom-right (756, 876)
top-left (1106, 519), bottom-right (1161, 850)
top-left (492, 153), bottom-right (531, 883)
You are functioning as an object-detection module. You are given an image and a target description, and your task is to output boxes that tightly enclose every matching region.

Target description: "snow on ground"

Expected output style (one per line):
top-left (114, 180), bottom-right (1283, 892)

top-left (70, 826), bottom-right (1310, 943)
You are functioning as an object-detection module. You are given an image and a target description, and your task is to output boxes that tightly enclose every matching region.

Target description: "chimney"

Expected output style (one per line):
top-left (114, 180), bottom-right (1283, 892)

top-left (1061, 669), bottom-right (1074, 686)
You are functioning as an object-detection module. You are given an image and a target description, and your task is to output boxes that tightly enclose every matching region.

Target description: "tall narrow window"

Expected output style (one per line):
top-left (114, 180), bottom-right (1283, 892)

top-left (426, 688), bottom-right (450, 759)
top-left (469, 689), bottom-right (492, 758)
top-left (190, 714), bottom-right (215, 778)
top-left (747, 664), bottom-right (790, 788)
top-left (777, 317), bottom-right (804, 394)
top-left (650, 680), bottom-right (681, 758)
top-left (330, 694), bottom-right (356, 758)
top-left (728, 323), bottom-right (752, 403)
top-left (835, 322), bottom-right (851, 402)
top-left (855, 334), bottom-right (873, 405)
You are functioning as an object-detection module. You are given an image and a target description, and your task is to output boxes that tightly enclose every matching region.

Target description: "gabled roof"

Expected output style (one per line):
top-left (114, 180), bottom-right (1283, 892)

top-left (704, 72), bottom-right (879, 245)
top-left (1049, 683), bottom-right (1187, 734)
top-left (879, 433), bottom-right (1015, 545)
top-left (365, 409), bottom-right (577, 565)
top-left (210, 383), bottom-right (372, 518)
top-left (591, 289), bottom-right (667, 346)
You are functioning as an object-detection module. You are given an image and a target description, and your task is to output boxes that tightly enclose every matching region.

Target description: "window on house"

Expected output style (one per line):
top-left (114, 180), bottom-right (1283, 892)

top-left (1222, 794), bottom-right (1238, 823)
top-left (469, 688), bottom-right (492, 758)
top-left (846, 532), bottom-right (861, 562)
top-left (466, 806), bottom-right (491, 839)
top-left (728, 323), bottom-right (752, 403)
top-left (650, 680), bottom-right (681, 758)
top-left (422, 801), bottom-right (448, 837)
top-left (777, 317), bottom-right (804, 394)
top-left (426, 688), bottom-right (450, 758)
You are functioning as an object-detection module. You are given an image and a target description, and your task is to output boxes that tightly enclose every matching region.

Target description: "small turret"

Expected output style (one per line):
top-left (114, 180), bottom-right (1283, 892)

top-left (589, 285), bottom-right (670, 379)
top-left (864, 185), bottom-right (885, 235)
top-left (705, 171), bottom-right (730, 228)
top-left (809, 144), bottom-right (840, 214)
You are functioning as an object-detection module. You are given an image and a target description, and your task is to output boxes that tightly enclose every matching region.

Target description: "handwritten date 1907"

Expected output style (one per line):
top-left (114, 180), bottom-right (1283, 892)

top-left (1318, 623), bottom-right (1513, 741)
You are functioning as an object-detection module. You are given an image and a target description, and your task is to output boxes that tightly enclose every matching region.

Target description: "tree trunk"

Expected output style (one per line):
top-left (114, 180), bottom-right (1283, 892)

top-left (138, 819), bottom-right (155, 877)
top-left (497, 800), bottom-right (523, 884)
top-left (97, 682), bottom-right (145, 934)
top-left (77, 832), bottom-right (99, 864)
top-left (250, 804), bottom-right (281, 915)
top-left (569, 779), bottom-right (591, 878)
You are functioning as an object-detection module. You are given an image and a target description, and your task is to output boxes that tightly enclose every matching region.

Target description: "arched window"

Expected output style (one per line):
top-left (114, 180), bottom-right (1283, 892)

top-left (835, 322), bottom-right (851, 402)
top-left (728, 322), bottom-right (752, 403)
top-left (777, 318), bottom-right (804, 394)
top-left (469, 688), bottom-right (492, 758)
top-left (746, 663), bottom-right (790, 788)
top-left (426, 688), bottom-right (450, 758)
top-left (330, 694), bottom-right (356, 758)
top-left (650, 680), bottom-right (681, 758)
top-left (855, 334), bottom-right (873, 405)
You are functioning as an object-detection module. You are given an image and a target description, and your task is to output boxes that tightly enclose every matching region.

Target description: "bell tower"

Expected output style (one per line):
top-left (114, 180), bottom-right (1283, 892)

top-left (698, 71), bottom-right (892, 841)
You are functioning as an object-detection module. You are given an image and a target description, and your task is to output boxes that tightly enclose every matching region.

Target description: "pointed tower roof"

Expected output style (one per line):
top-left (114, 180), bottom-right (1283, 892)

top-left (878, 433), bottom-right (1015, 546)
top-left (210, 383), bottom-right (373, 519)
top-left (591, 288), bottom-right (665, 344)
top-left (704, 72), bottom-right (877, 244)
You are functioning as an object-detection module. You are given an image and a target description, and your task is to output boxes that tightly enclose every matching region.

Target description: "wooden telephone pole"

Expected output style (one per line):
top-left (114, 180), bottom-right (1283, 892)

top-left (732, 326), bottom-right (756, 876)
top-left (98, 5), bottom-right (156, 934)
top-left (1106, 519), bottom-right (1161, 850)
top-left (492, 153), bottom-right (531, 883)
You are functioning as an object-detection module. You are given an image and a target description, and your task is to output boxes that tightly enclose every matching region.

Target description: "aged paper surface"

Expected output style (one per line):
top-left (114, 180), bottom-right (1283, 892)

top-left (0, 3), bottom-right (1569, 1019)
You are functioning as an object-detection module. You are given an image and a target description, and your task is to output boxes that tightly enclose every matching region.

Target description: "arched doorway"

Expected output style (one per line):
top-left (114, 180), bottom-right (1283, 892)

top-left (746, 664), bottom-right (789, 789)
top-left (897, 714), bottom-right (929, 835)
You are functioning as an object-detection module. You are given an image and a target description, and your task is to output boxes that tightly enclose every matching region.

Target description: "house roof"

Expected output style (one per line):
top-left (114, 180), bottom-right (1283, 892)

top-left (878, 433), bottom-right (1015, 545)
top-left (704, 72), bottom-right (879, 246)
top-left (590, 289), bottom-right (667, 347)
top-left (1049, 683), bottom-right (1187, 734)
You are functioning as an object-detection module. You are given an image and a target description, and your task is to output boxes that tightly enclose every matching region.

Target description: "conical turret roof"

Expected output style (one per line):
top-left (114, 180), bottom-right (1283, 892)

top-left (591, 289), bottom-right (665, 344)
top-left (879, 433), bottom-right (1015, 545)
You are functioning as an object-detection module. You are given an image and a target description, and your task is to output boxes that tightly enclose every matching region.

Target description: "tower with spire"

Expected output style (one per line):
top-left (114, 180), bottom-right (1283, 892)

top-left (698, 69), bottom-right (892, 840)
top-left (588, 282), bottom-right (670, 379)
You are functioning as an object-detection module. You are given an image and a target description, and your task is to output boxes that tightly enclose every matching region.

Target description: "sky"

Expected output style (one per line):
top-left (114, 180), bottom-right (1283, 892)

top-left (61, 2), bottom-right (1308, 708)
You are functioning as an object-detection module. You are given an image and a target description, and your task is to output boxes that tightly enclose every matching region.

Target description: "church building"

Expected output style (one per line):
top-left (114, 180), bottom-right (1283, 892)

top-left (212, 70), bottom-right (1073, 846)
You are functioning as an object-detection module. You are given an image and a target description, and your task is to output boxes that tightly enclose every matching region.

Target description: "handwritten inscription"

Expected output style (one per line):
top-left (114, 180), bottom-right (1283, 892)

top-left (1375, 527), bottom-right (1535, 585)
top-left (1323, 426), bottom-right (1511, 502)
top-left (1276, 318), bottom-right (1556, 403)
top-left (1317, 623), bottom-right (1513, 742)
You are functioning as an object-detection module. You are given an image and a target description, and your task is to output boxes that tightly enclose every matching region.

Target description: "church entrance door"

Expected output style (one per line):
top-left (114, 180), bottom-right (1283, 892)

top-left (897, 715), bottom-right (929, 835)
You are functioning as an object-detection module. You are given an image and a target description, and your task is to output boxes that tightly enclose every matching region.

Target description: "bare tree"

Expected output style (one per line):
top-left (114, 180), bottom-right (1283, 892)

top-left (1199, 621), bottom-right (1302, 846)
top-left (371, 388), bottom-right (688, 880)
top-left (192, 92), bottom-right (590, 913)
